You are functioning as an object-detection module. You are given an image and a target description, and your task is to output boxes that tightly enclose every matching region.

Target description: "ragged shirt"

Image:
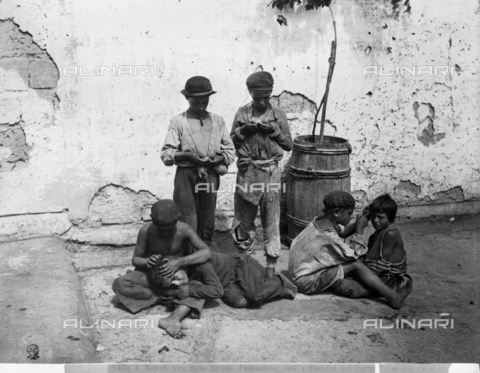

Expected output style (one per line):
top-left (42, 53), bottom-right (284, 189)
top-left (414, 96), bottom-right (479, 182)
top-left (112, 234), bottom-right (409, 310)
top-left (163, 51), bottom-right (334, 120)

top-left (161, 111), bottom-right (235, 168)
top-left (230, 103), bottom-right (292, 204)
top-left (288, 218), bottom-right (368, 281)
top-left (230, 103), bottom-right (293, 165)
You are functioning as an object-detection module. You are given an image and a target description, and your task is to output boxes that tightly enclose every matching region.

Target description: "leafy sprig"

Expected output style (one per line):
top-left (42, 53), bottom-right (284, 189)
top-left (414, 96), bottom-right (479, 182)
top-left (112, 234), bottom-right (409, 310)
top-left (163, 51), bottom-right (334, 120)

top-left (271, 0), bottom-right (332, 11)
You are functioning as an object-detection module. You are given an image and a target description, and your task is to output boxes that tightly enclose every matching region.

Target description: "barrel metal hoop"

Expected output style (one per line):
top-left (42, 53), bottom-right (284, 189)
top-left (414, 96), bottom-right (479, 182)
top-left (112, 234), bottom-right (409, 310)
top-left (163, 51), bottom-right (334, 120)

top-left (293, 145), bottom-right (351, 155)
top-left (286, 213), bottom-right (310, 228)
top-left (288, 166), bottom-right (351, 179)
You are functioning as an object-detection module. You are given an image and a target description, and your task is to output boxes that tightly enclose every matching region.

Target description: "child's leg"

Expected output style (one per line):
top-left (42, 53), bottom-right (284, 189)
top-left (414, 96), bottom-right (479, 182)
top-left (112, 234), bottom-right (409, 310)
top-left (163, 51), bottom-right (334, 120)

top-left (342, 260), bottom-right (412, 309)
top-left (197, 169), bottom-right (219, 246)
top-left (157, 305), bottom-right (191, 339)
top-left (332, 277), bottom-right (375, 298)
top-left (260, 179), bottom-right (281, 278)
top-left (222, 283), bottom-right (249, 308)
top-left (384, 274), bottom-right (413, 294)
top-left (112, 271), bottom-right (159, 313)
top-left (234, 258), bottom-right (297, 305)
top-left (232, 193), bottom-right (258, 256)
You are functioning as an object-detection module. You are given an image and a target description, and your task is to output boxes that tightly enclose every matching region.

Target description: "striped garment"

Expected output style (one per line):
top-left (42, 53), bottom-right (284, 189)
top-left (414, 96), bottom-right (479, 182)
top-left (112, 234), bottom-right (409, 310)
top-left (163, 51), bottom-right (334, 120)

top-left (364, 225), bottom-right (407, 277)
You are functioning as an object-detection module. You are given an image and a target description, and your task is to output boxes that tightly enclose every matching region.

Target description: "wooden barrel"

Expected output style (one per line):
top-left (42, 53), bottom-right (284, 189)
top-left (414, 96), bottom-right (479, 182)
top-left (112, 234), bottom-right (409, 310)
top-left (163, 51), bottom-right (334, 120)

top-left (286, 135), bottom-right (351, 243)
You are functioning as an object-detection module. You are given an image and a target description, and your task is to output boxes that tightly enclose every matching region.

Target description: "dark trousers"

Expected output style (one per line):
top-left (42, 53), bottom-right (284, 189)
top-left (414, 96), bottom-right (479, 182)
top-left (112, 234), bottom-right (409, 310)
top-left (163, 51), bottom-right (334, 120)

top-left (173, 167), bottom-right (219, 246)
top-left (222, 256), bottom-right (295, 307)
top-left (112, 270), bottom-right (205, 317)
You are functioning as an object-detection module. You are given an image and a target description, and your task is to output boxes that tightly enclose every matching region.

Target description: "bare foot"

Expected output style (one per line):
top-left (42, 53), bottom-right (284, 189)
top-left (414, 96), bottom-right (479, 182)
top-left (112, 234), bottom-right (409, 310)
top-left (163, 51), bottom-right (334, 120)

top-left (158, 315), bottom-right (188, 339)
top-left (265, 267), bottom-right (275, 278)
top-left (277, 273), bottom-right (297, 300)
top-left (389, 279), bottom-right (413, 309)
top-left (233, 297), bottom-right (249, 308)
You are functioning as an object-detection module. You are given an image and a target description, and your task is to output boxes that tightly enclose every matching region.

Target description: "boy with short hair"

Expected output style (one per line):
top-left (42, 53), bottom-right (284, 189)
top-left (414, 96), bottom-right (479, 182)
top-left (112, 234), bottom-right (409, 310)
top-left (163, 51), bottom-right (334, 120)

top-left (288, 190), bottom-right (412, 309)
top-left (161, 76), bottom-right (235, 246)
top-left (112, 199), bottom-right (212, 338)
top-left (338, 194), bottom-right (413, 297)
top-left (230, 71), bottom-right (293, 277)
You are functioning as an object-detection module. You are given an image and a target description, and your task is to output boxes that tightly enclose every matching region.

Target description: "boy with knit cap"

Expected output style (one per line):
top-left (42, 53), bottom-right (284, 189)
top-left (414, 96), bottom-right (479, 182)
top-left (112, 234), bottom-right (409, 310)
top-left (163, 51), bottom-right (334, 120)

top-left (230, 71), bottom-right (293, 278)
top-left (161, 76), bottom-right (235, 246)
top-left (288, 191), bottom-right (412, 309)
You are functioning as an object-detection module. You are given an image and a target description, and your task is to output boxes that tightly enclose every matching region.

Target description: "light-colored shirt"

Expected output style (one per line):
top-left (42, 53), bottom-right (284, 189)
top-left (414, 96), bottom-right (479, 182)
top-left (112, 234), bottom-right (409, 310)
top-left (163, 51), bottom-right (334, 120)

top-left (288, 218), bottom-right (367, 281)
top-left (161, 111), bottom-right (235, 168)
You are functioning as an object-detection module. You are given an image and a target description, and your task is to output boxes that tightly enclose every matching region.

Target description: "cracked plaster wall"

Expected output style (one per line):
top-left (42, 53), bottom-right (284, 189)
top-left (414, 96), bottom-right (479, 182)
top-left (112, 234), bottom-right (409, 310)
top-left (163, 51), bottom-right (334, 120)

top-left (0, 0), bottom-right (479, 243)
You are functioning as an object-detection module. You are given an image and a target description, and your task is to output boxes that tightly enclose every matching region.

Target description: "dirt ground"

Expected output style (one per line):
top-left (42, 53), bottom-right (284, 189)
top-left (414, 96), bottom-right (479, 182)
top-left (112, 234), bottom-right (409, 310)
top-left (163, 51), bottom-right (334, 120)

top-left (67, 214), bottom-right (479, 364)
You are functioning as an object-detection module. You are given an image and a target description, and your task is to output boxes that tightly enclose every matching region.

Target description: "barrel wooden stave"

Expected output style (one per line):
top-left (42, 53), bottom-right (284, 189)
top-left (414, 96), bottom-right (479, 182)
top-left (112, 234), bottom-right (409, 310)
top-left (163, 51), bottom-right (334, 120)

top-left (286, 135), bottom-right (351, 242)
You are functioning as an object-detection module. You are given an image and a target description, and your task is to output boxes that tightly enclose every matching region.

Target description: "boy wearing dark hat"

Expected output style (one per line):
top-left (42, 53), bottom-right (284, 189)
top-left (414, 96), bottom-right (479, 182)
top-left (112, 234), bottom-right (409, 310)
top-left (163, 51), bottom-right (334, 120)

top-left (161, 76), bottom-right (235, 246)
top-left (230, 71), bottom-right (293, 277)
top-left (288, 191), bottom-right (412, 309)
top-left (112, 199), bottom-right (213, 338)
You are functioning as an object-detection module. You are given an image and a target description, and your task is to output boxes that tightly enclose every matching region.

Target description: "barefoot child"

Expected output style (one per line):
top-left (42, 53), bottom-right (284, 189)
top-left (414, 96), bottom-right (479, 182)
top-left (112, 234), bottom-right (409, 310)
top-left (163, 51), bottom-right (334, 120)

top-left (338, 194), bottom-right (413, 298)
top-left (112, 199), bottom-right (212, 338)
top-left (230, 71), bottom-right (293, 277)
top-left (288, 191), bottom-right (411, 309)
top-left (160, 252), bottom-right (297, 309)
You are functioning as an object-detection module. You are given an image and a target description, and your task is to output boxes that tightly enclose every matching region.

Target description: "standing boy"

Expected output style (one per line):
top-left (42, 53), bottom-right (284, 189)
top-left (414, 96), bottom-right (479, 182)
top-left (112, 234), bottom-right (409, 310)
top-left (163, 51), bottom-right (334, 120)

top-left (230, 71), bottom-right (293, 277)
top-left (161, 76), bottom-right (235, 246)
top-left (288, 191), bottom-right (412, 309)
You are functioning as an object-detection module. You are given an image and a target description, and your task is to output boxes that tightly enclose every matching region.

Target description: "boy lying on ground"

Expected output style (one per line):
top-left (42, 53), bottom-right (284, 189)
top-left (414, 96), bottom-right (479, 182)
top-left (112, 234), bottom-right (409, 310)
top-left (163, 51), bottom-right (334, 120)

top-left (112, 199), bottom-right (212, 338)
top-left (288, 190), bottom-right (412, 309)
top-left (154, 251), bottom-right (297, 312)
top-left (337, 194), bottom-right (413, 298)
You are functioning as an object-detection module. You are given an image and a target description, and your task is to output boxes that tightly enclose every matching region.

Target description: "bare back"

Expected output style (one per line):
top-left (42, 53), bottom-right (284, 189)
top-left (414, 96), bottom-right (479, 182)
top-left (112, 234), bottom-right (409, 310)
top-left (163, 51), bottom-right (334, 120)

top-left (367, 226), bottom-right (405, 263)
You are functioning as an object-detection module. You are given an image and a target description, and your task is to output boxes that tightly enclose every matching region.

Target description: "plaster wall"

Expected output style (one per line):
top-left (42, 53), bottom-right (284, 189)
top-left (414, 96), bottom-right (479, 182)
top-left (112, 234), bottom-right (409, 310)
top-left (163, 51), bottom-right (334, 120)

top-left (0, 0), bottom-right (478, 243)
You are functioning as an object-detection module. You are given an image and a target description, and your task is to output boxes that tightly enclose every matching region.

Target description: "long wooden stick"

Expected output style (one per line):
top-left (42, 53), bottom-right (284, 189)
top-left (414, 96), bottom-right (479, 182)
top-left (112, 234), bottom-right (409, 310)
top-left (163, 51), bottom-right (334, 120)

top-left (311, 5), bottom-right (337, 143)
top-left (311, 92), bottom-right (325, 141)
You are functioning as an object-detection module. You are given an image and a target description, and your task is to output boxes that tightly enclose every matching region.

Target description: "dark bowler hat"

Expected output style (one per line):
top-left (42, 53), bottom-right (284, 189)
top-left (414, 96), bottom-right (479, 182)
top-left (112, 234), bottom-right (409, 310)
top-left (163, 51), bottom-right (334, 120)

top-left (181, 76), bottom-right (217, 97)
top-left (246, 71), bottom-right (274, 91)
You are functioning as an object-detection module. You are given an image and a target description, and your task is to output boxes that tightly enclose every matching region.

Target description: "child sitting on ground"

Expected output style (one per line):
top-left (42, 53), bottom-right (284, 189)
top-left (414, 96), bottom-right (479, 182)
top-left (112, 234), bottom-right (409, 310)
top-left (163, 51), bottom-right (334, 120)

top-left (338, 194), bottom-right (413, 298)
top-left (289, 190), bottom-right (412, 309)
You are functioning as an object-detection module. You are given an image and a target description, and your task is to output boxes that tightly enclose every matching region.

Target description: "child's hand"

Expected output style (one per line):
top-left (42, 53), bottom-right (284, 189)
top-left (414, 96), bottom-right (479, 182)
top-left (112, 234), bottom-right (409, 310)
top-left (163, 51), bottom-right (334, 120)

top-left (257, 121), bottom-right (277, 134)
top-left (146, 254), bottom-right (161, 269)
top-left (240, 122), bottom-right (258, 135)
top-left (356, 214), bottom-right (369, 229)
top-left (207, 153), bottom-right (225, 166)
top-left (157, 257), bottom-right (181, 277)
top-left (190, 153), bottom-right (208, 166)
top-left (362, 205), bottom-right (371, 220)
top-left (176, 285), bottom-right (190, 300)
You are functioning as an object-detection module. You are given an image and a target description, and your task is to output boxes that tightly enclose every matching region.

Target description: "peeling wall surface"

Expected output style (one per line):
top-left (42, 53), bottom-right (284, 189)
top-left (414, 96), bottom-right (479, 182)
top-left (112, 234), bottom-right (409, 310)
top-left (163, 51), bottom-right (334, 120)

top-left (0, 0), bottom-right (479, 243)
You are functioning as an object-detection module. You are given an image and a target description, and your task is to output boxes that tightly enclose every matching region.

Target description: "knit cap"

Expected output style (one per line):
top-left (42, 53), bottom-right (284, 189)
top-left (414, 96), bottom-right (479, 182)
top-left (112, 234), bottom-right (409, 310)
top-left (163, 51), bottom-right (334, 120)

top-left (323, 191), bottom-right (356, 209)
top-left (246, 71), bottom-right (274, 91)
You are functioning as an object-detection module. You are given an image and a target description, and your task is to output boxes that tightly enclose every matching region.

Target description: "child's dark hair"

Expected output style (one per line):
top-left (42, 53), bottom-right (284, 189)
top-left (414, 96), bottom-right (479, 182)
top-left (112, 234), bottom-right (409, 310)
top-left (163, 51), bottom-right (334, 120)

top-left (370, 194), bottom-right (397, 222)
